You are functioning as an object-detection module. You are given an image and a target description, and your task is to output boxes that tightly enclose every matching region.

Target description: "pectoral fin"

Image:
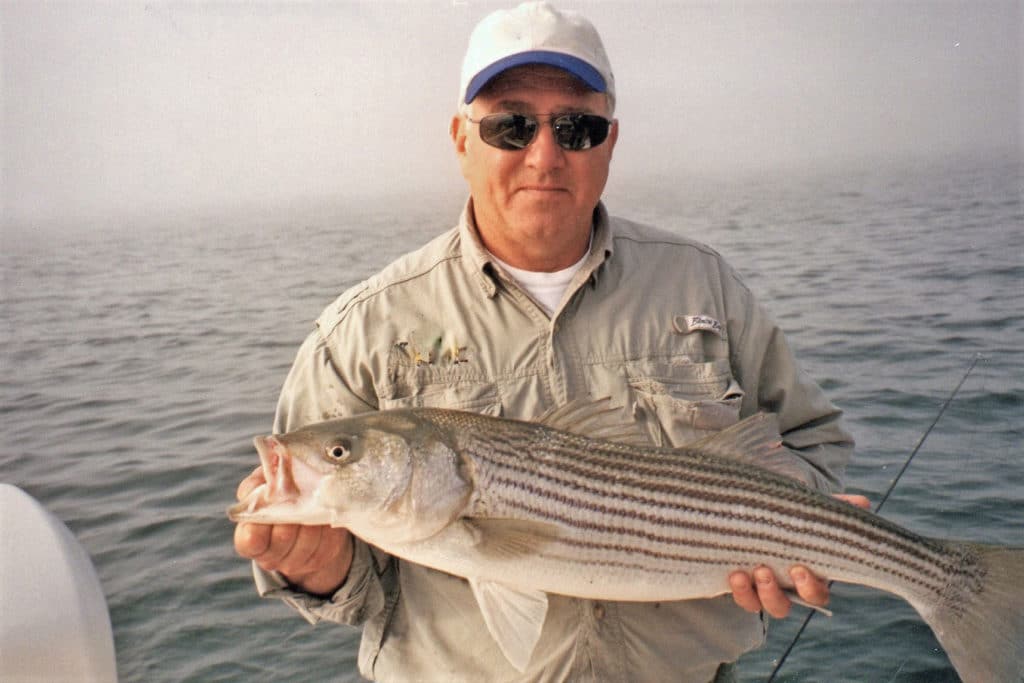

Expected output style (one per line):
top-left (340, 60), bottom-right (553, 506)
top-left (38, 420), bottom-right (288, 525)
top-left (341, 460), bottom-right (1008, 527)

top-left (469, 578), bottom-right (548, 672)
top-left (461, 518), bottom-right (564, 560)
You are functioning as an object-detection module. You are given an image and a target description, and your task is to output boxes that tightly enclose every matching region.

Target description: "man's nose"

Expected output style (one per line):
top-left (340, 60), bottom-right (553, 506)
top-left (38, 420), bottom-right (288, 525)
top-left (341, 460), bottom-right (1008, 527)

top-left (524, 122), bottom-right (567, 169)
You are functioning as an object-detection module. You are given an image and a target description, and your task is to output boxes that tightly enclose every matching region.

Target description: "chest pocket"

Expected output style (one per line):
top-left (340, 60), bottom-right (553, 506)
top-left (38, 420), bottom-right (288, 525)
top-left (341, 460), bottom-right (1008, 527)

top-left (378, 343), bottom-right (502, 416)
top-left (379, 380), bottom-right (502, 416)
top-left (629, 358), bottom-right (743, 447)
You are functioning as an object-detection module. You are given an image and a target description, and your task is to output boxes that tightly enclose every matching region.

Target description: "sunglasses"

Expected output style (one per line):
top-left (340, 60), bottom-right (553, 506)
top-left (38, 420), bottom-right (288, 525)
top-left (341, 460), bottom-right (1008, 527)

top-left (466, 112), bottom-right (612, 151)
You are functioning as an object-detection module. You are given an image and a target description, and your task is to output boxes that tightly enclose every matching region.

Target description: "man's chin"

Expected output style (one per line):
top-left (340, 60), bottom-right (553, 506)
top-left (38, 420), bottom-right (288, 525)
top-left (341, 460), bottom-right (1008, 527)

top-left (514, 213), bottom-right (574, 237)
top-left (512, 191), bottom-right (576, 217)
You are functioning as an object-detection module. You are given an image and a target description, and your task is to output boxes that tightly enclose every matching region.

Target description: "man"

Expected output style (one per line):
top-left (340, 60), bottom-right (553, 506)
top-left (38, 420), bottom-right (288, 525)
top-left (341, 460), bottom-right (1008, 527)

top-left (234, 3), bottom-right (862, 681)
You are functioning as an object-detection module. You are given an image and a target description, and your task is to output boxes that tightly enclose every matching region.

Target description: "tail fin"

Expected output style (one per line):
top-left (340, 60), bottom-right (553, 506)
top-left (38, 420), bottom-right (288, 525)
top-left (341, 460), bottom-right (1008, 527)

top-left (917, 543), bottom-right (1024, 683)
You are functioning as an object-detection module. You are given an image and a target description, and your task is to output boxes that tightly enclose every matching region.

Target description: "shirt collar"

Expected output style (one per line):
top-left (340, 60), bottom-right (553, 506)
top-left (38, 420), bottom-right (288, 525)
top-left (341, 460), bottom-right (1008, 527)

top-left (458, 198), bottom-right (615, 298)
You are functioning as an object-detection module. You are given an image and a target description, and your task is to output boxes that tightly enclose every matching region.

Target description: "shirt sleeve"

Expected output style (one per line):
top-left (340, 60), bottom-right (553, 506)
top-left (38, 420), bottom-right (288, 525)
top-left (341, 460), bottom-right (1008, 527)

top-left (724, 264), bottom-right (855, 494)
top-left (273, 325), bottom-right (377, 434)
top-left (252, 537), bottom-right (387, 625)
top-left (250, 324), bottom-right (393, 626)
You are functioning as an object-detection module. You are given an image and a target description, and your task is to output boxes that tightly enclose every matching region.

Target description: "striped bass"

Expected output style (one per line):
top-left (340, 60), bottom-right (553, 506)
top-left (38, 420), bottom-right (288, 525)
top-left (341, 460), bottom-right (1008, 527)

top-left (228, 400), bottom-right (1024, 681)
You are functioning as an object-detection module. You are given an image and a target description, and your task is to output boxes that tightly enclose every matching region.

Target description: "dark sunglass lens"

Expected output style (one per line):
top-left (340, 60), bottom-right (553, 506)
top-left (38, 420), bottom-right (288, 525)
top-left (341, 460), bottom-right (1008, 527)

top-left (480, 114), bottom-right (537, 150)
top-left (552, 114), bottom-right (609, 151)
top-left (582, 115), bottom-right (610, 148)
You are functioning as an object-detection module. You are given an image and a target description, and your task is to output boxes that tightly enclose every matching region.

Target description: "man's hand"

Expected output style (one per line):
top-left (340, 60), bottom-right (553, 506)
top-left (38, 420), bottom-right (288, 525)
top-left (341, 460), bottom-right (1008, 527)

top-left (233, 466), bottom-right (354, 597)
top-left (728, 493), bottom-right (871, 618)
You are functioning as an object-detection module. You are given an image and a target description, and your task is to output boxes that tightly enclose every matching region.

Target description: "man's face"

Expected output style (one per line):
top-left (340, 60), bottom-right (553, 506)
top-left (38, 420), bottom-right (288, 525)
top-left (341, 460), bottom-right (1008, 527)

top-left (451, 65), bottom-right (618, 271)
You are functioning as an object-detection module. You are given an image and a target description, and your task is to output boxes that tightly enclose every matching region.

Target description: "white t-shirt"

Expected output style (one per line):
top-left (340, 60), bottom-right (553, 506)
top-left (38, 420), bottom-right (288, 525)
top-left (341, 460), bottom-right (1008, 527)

top-left (491, 247), bottom-right (590, 316)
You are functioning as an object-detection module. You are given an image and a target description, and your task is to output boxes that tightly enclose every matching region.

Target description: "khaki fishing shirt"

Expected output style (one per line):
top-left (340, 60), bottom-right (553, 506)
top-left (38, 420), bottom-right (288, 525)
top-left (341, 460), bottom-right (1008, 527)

top-left (252, 200), bottom-right (854, 683)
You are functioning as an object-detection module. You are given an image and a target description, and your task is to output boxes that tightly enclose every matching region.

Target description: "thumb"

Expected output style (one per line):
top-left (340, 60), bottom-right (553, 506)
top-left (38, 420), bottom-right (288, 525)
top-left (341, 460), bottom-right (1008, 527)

top-left (236, 465), bottom-right (266, 502)
top-left (834, 493), bottom-right (871, 510)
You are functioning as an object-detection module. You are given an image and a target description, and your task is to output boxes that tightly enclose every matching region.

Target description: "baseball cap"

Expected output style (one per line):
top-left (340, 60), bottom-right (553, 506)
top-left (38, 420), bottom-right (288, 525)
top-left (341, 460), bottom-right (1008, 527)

top-left (459, 1), bottom-right (615, 107)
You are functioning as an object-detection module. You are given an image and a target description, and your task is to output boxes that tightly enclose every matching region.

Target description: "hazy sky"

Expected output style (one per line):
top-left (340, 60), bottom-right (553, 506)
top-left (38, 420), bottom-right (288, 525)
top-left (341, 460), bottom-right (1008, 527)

top-left (2, 1), bottom-right (1021, 228)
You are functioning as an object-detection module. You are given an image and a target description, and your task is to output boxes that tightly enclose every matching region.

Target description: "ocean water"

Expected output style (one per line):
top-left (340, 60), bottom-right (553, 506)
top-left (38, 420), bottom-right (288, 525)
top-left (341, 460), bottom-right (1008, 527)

top-left (1, 151), bottom-right (1021, 682)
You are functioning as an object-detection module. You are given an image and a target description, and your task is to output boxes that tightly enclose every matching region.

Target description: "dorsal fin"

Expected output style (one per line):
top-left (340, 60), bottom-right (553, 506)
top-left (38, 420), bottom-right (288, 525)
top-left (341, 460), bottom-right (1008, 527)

top-left (686, 413), bottom-right (812, 485)
top-left (535, 397), bottom-right (651, 447)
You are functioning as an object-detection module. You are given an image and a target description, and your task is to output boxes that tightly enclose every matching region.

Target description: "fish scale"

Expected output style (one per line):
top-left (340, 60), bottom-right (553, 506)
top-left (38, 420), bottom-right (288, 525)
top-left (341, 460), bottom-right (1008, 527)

top-left (229, 402), bottom-right (1024, 681)
top-left (454, 413), bottom-right (955, 599)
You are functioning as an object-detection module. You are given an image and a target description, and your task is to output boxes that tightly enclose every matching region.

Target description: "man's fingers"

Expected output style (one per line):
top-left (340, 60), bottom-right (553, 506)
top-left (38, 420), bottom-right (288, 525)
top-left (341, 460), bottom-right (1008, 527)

top-left (305, 526), bottom-right (348, 570)
top-left (236, 465), bottom-right (266, 501)
top-left (234, 521), bottom-right (272, 559)
top-left (231, 467), bottom-right (353, 595)
top-left (246, 523), bottom-right (300, 572)
top-left (731, 564), bottom-right (833, 619)
top-left (276, 525), bottom-right (329, 577)
top-left (790, 565), bottom-right (829, 606)
top-left (835, 493), bottom-right (871, 509)
top-left (752, 566), bottom-right (792, 618)
top-left (728, 571), bottom-right (762, 613)
top-left (729, 566), bottom-right (794, 618)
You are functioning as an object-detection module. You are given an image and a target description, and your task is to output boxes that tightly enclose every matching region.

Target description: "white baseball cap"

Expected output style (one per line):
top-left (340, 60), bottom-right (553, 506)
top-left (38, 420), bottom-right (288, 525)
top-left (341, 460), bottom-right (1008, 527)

top-left (459, 2), bottom-right (615, 107)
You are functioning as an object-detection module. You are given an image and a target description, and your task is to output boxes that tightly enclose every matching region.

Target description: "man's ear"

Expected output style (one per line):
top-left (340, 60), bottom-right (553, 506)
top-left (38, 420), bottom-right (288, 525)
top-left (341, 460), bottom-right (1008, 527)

top-left (606, 118), bottom-right (619, 158)
top-left (451, 113), bottom-right (470, 177)
top-left (451, 114), bottom-right (468, 154)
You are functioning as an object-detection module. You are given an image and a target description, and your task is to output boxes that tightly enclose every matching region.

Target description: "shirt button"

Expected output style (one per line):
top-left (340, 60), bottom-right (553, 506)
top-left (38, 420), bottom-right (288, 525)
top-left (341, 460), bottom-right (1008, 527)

top-left (593, 603), bottom-right (605, 620)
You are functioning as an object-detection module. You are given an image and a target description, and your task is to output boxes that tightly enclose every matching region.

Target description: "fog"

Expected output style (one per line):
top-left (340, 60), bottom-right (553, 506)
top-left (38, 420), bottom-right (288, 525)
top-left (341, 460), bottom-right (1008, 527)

top-left (2, 1), bottom-right (1020, 230)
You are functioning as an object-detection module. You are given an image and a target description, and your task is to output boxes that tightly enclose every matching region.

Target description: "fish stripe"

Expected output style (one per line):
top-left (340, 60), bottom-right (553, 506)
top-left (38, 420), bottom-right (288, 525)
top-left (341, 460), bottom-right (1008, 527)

top-left (493, 477), bottom-right (948, 592)
top-left (478, 453), bottom-right (951, 575)
top-left (457, 427), bottom-right (956, 596)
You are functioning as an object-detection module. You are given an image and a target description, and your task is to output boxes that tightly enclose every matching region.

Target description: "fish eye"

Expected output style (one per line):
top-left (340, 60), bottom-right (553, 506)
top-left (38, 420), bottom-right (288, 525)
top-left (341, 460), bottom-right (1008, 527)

top-left (325, 440), bottom-right (351, 461)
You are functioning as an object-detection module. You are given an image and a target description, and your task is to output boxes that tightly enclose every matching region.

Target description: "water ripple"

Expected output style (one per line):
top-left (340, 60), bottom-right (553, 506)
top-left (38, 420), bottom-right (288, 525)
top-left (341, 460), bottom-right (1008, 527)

top-left (2, 155), bottom-right (1020, 682)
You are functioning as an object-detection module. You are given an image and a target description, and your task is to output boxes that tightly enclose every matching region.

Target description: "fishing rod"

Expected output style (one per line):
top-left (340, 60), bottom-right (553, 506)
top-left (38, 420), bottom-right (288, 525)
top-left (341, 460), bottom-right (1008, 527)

top-left (765, 353), bottom-right (983, 683)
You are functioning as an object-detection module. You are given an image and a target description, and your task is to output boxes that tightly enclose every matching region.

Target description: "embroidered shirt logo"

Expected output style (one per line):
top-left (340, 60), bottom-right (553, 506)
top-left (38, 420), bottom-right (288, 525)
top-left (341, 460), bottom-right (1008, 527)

top-left (673, 314), bottom-right (725, 338)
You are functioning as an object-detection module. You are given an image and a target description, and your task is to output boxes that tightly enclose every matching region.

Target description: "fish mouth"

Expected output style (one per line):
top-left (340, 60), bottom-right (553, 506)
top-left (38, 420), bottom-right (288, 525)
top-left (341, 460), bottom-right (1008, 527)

top-left (227, 435), bottom-right (301, 521)
top-left (254, 435), bottom-right (302, 501)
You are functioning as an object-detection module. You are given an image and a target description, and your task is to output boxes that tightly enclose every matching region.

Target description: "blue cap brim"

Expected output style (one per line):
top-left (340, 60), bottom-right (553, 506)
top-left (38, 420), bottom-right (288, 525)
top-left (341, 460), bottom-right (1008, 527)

top-left (464, 51), bottom-right (606, 104)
